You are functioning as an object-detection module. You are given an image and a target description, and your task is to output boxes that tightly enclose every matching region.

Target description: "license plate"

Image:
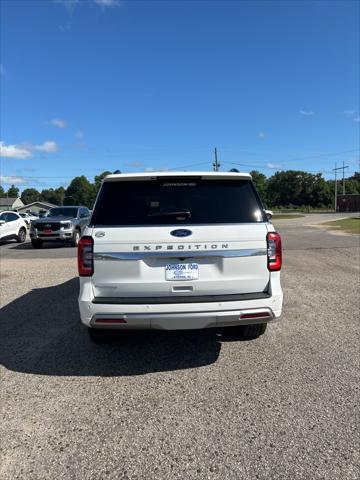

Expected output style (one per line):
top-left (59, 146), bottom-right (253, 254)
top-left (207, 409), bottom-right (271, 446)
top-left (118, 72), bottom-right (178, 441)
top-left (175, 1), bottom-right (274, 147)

top-left (165, 263), bottom-right (199, 281)
top-left (43, 229), bottom-right (52, 234)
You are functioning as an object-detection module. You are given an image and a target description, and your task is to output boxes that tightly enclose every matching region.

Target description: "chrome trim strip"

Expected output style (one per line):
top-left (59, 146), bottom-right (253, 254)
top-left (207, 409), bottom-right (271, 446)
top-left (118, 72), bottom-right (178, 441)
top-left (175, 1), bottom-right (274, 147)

top-left (92, 292), bottom-right (271, 304)
top-left (93, 248), bottom-right (266, 261)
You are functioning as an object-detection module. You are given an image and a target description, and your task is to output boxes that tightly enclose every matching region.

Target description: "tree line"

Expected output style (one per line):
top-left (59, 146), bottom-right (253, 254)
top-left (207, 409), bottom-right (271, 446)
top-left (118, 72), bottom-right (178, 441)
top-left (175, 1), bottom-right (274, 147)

top-left (1, 170), bottom-right (359, 210)
top-left (251, 170), bottom-right (359, 209)
top-left (0, 171), bottom-right (112, 209)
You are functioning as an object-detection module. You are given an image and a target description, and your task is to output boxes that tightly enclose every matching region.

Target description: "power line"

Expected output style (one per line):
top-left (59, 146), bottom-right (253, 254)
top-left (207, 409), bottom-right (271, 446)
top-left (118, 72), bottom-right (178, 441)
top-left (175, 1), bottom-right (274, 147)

top-left (222, 161), bottom-right (356, 175)
top-left (0, 162), bottom-right (212, 182)
top-left (1, 169), bottom-right (357, 186)
top-left (219, 148), bottom-right (358, 161)
top-left (168, 161), bottom-right (210, 170)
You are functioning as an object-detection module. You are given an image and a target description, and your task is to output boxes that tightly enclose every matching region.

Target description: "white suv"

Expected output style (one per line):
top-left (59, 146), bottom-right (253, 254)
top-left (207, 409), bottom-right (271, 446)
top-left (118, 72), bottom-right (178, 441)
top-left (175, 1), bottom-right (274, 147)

top-left (0, 211), bottom-right (27, 243)
top-left (78, 172), bottom-right (283, 342)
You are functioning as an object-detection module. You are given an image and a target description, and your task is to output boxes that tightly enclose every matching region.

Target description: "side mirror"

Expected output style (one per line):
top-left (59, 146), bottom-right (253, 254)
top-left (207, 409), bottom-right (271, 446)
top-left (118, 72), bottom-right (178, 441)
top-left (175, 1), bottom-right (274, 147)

top-left (0, 220), bottom-right (5, 225)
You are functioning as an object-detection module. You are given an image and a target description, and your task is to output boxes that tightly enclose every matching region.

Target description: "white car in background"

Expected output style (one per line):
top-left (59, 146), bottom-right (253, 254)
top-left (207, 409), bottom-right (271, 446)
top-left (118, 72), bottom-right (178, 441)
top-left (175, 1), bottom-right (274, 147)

top-left (19, 213), bottom-right (30, 225)
top-left (19, 212), bottom-right (38, 226)
top-left (0, 211), bottom-right (27, 243)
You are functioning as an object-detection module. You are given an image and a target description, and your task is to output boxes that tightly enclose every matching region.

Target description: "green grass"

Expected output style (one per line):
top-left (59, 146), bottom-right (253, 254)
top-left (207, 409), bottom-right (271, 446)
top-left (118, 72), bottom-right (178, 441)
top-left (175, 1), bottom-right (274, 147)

top-left (323, 217), bottom-right (360, 235)
top-left (272, 214), bottom-right (305, 219)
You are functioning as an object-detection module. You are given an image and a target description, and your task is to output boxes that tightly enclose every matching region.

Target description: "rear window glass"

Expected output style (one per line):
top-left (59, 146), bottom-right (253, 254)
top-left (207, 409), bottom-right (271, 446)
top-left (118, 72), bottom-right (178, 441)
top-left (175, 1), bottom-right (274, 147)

top-left (91, 178), bottom-right (264, 226)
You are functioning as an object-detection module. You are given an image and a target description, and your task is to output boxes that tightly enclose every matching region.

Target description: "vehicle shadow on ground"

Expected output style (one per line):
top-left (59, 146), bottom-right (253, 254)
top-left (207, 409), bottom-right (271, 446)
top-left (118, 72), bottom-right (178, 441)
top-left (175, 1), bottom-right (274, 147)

top-left (7, 241), bottom-right (73, 250)
top-left (0, 278), bottom-right (250, 377)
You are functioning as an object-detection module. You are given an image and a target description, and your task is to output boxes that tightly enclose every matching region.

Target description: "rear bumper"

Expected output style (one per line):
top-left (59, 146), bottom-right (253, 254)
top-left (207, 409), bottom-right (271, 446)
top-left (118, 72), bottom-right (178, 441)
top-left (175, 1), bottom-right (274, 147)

top-left (87, 308), bottom-right (278, 330)
top-left (79, 276), bottom-right (283, 330)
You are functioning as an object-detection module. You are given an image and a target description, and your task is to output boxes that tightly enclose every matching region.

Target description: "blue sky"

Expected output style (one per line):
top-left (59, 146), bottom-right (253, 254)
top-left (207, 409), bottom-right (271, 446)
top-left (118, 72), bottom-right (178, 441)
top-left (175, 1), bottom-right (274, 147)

top-left (0, 0), bottom-right (359, 192)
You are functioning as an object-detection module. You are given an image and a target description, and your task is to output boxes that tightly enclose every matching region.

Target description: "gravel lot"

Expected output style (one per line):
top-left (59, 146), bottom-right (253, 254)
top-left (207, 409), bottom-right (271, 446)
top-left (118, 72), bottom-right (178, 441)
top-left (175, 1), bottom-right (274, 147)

top-left (0, 215), bottom-right (359, 480)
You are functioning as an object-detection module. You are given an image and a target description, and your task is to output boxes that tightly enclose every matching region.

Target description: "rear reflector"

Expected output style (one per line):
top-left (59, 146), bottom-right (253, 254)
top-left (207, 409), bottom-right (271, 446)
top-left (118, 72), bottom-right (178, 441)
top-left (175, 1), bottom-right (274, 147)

top-left (95, 318), bottom-right (127, 324)
top-left (267, 232), bottom-right (282, 271)
top-left (240, 312), bottom-right (271, 319)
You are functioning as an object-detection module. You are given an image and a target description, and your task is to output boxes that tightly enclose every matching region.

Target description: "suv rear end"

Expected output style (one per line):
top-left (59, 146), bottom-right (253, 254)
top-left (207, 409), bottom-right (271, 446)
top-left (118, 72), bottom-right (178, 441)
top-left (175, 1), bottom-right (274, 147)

top-left (78, 172), bottom-right (282, 341)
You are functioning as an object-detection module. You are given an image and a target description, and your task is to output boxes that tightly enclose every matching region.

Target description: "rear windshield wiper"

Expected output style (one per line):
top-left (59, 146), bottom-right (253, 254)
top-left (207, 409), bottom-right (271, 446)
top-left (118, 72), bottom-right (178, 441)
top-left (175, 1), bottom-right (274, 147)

top-left (148, 210), bottom-right (191, 219)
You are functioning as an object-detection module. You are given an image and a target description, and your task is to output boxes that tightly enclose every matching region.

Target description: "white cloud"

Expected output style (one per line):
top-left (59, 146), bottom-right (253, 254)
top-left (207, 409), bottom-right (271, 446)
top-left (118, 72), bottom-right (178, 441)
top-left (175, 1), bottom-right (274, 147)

top-left (0, 142), bottom-right (32, 159)
top-left (299, 110), bottom-right (315, 116)
top-left (54, 0), bottom-right (79, 12)
top-left (75, 130), bottom-right (84, 139)
top-left (59, 21), bottom-right (73, 32)
top-left (258, 131), bottom-right (265, 139)
top-left (0, 175), bottom-right (27, 185)
top-left (49, 118), bottom-right (67, 128)
top-left (125, 160), bottom-right (144, 168)
top-left (266, 162), bottom-right (281, 169)
top-left (145, 166), bottom-right (169, 172)
top-left (55, 0), bottom-right (122, 13)
top-left (32, 141), bottom-right (58, 153)
top-left (343, 110), bottom-right (359, 122)
top-left (94, 0), bottom-right (122, 7)
top-left (0, 140), bottom-right (58, 159)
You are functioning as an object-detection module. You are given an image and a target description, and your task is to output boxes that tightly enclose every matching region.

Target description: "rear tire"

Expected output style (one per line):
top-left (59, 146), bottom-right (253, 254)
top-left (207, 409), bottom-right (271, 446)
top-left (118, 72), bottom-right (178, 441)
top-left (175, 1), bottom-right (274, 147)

top-left (17, 227), bottom-right (26, 243)
top-left (240, 323), bottom-right (267, 340)
top-left (31, 239), bottom-right (43, 249)
top-left (70, 229), bottom-right (80, 247)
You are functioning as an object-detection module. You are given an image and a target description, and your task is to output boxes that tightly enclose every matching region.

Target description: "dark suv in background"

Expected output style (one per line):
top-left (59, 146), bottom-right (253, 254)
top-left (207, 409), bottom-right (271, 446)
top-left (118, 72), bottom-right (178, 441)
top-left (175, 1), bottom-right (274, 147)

top-left (30, 206), bottom-right (91, 248)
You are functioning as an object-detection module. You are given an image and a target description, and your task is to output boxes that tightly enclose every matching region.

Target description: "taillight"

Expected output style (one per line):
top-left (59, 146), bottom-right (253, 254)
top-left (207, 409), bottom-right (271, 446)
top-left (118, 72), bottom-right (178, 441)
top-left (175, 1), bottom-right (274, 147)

top-left (267, 232), bottom-right (282, 271)
top-left (78, 236), bottom-right (94, 276)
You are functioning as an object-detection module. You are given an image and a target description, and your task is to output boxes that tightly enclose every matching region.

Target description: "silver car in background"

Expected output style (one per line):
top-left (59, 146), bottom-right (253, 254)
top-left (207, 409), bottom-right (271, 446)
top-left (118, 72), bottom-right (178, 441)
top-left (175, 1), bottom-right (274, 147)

top-left (30, 206), bottom-right (91, 248)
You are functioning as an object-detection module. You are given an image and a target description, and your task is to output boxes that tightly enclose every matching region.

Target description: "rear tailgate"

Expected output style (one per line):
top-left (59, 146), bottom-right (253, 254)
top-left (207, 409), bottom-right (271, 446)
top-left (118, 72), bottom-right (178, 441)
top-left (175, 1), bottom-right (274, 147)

top-left (91, 224), bottom-right (269, 299)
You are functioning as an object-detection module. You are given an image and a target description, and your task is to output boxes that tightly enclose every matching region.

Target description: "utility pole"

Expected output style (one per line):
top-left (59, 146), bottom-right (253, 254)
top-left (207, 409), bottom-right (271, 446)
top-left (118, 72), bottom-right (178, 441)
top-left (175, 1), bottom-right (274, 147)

top-left (334, 163), bottom-right (337, 212)
top-left (333, 162), bottom-right (349, 211)
top-left (213, 148), bottom-right (221, 171)
top-left (342, 161), bottom-right (348, 195)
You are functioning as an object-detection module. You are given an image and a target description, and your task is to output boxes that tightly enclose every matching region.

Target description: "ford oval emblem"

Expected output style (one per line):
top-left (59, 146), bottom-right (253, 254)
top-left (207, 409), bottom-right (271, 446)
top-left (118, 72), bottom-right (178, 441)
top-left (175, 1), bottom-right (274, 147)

top-left (170, 229), bottom-right (192, 238)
